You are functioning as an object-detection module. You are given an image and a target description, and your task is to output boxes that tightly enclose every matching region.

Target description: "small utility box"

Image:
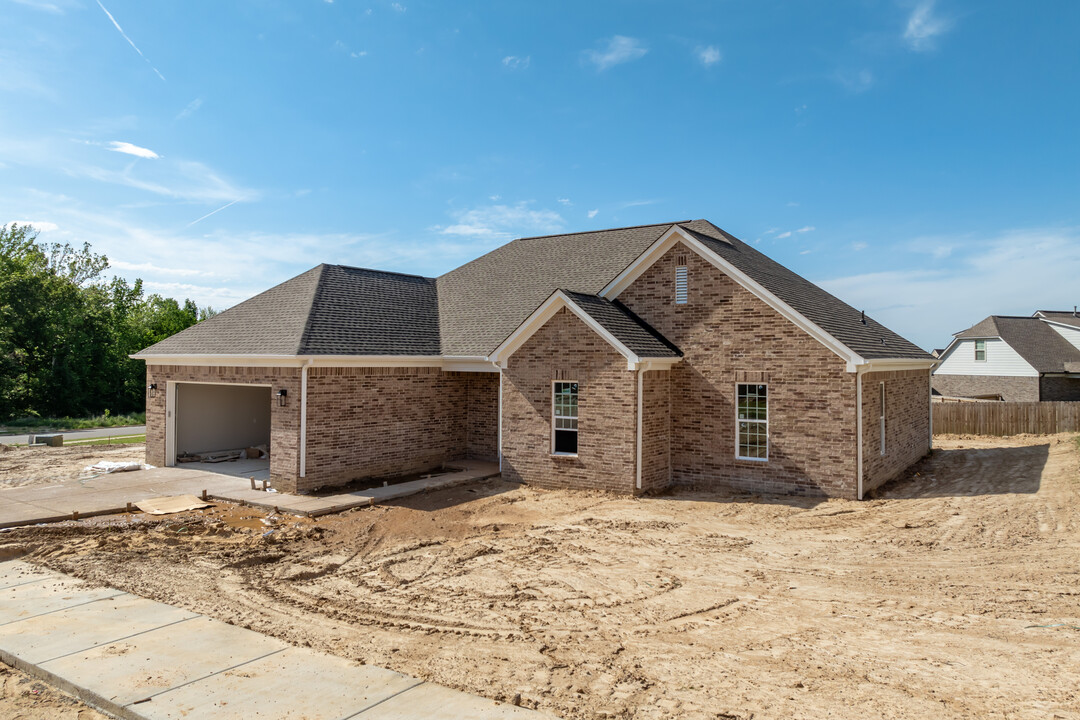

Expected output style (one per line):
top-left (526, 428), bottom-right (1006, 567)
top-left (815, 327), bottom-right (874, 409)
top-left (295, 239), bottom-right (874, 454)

top-left (34, 434), bottom-right (64, 447)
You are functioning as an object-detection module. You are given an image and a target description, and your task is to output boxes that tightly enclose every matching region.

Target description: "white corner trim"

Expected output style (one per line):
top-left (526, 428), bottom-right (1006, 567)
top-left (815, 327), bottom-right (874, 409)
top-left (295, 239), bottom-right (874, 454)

top-left (600, 226), bottom-right (866, 370)
top-left (489, 290), bottom-right (644, 367)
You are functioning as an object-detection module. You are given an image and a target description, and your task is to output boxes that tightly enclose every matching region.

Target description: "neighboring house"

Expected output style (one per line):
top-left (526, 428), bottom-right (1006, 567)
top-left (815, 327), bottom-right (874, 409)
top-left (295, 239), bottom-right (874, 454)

top-left (133, 220), bottom-right (935, 500)
top-left (932, 311), bottom-right (1080, 402)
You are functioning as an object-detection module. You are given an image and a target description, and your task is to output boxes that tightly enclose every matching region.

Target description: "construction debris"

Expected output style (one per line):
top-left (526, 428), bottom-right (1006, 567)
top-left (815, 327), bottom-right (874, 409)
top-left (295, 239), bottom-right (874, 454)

top-left (134, 495), bottom-right (212, 515)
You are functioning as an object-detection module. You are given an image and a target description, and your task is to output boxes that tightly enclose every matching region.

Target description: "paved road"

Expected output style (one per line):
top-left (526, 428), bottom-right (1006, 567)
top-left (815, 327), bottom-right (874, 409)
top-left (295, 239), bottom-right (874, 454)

top-left (0, 425), bottom-right (146, 446)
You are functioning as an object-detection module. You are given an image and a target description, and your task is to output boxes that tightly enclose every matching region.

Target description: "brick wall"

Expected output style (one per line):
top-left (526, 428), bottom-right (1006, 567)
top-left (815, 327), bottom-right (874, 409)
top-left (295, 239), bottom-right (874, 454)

top-left (303, 367), bottom-right (478, 493)
top-left (861, 369), bottom-right (931, 495)
top-left (466, 372), bottom-right (500, 461)
top-left (1039, 376), bottom-right (1080, 401)
top-left (145, 365), bottom-right (302, 491)
top-left (501, 307), bottom-right (638, 493)
top-left (932, 373), bottom-right (1039, 402)
top-left (640, 369), bottom-right (671, 493)
top-left (618, 242), bottom-right (860, 497)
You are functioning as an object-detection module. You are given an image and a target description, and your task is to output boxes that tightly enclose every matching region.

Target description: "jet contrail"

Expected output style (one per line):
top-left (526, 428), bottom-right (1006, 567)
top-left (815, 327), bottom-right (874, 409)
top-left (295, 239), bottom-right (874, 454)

top-left (186, 200), bottom-right (240, 228)
top-left (95, 0), bottom-right (166, 82)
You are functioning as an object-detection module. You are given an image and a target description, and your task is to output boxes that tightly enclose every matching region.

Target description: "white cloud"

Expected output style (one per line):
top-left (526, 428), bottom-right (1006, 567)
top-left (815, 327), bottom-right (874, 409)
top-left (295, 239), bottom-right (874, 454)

top-left (95, 0), bottom-right (166, 82)
top-left (836, 68), bottom-right (875, 93)
top-left (904, 0), bottom-right (953, 52)
top-left (176, 97), bottom-right (203, 121)
top-left (502, 55), bottom-right (530, 70)
top-left (818, 227), bottom-right (1080, 350)
top-left (557, 198), bottom-right (571, 206)
top-left (437, 203), bottom-right (564, 240)
top-left (698, 45), bottom-right (721, 67)
top-left (6, 220), bottom-right (58, 232)
top-left (776, 231), bottom-right (792, 239)
top-left (110, 260), bottom-right (209, 277)
top-left (796, 226), bottom-right (815, 233)
top-left (12, 0), bottom-right (65, 14)
top-left (852, 241), bottom-right (868, 251)
top-left (489, 194), bottom-right (501, 201)
top-left (585, 36), bottom-right (647, 71)
top-left (587, 209), bottom-right (598, 219)
top-left (107, 141), bottom-right (159, 159)
top-left (71, 158), bottom-right (257, 204)
top-left (620, 199), bottom-right (659, 208)
top-left (391, 2), bottom-right (405, 11)
top-left (800, 250), bottom-right (811, 255)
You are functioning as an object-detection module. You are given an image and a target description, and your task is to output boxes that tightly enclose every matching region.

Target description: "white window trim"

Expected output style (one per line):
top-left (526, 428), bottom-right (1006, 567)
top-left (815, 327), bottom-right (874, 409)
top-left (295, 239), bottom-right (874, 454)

top-left (879, 381), bottom-right (886, 456)
top-left (974, 339), bottom-right (987, 362)
top-left (551, 380), bottom-right (579, 457)
top-left (674, 264), bottom-right (688, 305)
top-left (735, 382), bottom-right (769, 462)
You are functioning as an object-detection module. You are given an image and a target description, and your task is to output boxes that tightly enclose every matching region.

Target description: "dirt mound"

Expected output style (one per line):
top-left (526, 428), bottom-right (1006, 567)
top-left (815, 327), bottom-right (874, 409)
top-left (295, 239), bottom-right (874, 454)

top-left (5, 434), bottom-right (1080, 718)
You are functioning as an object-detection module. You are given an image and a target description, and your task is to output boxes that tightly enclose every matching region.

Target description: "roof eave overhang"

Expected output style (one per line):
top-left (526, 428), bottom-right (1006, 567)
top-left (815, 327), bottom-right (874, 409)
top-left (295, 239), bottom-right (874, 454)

top-left (130, 353), bottom-right (494, 372)
top-left (599, 225), bottom-right (868, 372)
top-left (487, 290), bottom-right (680, 371)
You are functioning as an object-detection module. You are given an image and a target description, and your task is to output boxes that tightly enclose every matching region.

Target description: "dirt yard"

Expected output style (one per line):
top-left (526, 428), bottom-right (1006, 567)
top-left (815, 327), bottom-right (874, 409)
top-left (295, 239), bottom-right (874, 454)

top-left (0, 443), bottom-right (146, 489)
top-left (0, 662), bottom-right (108, 719)
top-left (2, 434), bottom-right (1078, 719)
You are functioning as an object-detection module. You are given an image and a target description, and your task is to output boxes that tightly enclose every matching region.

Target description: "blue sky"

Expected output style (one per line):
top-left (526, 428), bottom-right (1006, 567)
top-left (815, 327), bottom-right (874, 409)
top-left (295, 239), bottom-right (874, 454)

top-left (2, 0), bottom-right (1077, 351)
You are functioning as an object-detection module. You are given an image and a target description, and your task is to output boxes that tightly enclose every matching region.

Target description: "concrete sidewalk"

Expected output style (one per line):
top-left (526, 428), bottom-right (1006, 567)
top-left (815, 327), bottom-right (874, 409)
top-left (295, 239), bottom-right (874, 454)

top-left (0, 425), bottom-right (146, 446)
top-left (0, 559), bottom-right (554, 720)
top-left (0, 461), bottom-right (501, 529)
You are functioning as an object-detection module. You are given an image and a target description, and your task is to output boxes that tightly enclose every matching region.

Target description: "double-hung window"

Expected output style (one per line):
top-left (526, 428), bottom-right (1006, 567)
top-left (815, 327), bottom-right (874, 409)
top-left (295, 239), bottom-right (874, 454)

top-left (879, 382), bottom-right (886, 456)
top-left (736, 383), bottom-right (768, 461)
top-left (974, 339), bottom-right (986, 362)
top-left (552, 381), bottom-right (579, 455)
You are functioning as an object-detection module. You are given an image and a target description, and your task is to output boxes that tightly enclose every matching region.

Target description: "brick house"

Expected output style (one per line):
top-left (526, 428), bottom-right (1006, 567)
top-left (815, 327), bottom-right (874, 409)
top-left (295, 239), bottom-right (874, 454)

top-left (134, 220), bottom-right (935, 499)
top-left (932, 311), bottom-right (1080, 402)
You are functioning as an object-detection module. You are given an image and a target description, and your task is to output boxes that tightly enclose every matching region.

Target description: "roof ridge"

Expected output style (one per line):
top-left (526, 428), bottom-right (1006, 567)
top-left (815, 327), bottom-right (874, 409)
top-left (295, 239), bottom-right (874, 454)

top-left (296, 264), bottom-right (329, 355)
top-left (327, 263), bottom-right (434, 281)
top-left (511, 220), bottom-right (691, 243)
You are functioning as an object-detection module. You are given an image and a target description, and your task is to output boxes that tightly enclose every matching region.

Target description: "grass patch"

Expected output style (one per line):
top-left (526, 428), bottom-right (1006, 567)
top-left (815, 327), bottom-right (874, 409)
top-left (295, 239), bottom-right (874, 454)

top-left (66, 434), bottom-right (146, 447)
top-left (0, 412), bottom-right (145, 434)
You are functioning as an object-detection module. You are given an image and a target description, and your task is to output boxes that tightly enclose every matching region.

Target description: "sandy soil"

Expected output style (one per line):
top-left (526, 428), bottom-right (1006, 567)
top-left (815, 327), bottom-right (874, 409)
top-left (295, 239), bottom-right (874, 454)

top-left (0, 662), bottom-right (109, 720)
top-left (2, 434), bottom-right (1078, 719)
top-left (0, 443), bottom-right (146, 489)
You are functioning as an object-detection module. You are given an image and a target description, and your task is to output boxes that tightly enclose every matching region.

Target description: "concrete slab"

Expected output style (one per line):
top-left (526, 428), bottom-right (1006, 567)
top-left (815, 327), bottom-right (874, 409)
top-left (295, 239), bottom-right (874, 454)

top-left (0, 560), bottom-right (557, 720)
top-left (0, 579), bottom-right (124, 626)
top-left (41, 615), bottom-right (287, 707)
top-left (0, 561), bottom-right (57, 590)
top-left (0, 499), bottom-right (72, 528)
top-left (0, 593), bottom-right (197, 664)
top-left (353, 681), bottom-right (550, 719)
top-left (142, 647), bottom-right (421, 720)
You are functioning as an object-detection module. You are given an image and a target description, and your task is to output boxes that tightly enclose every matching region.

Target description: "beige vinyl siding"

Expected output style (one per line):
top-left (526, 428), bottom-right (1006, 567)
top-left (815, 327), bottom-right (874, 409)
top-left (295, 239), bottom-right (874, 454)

top-left (935, 338), bottom-right (1038, 377)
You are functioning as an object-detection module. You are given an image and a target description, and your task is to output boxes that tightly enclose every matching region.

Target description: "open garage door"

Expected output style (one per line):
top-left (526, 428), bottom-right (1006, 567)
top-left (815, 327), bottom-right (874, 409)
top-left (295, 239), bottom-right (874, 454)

top-left (173, 383), bottom-right (271, 461)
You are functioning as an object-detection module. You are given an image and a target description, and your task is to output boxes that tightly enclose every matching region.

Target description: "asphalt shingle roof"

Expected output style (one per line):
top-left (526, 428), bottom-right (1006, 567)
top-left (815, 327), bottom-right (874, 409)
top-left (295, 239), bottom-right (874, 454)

top-left (562, 291), bottom-right (681, 359)
top-left (955, 316), bottom-right (1080, 374)
top-left (137, 218), bottom-right (931, 363)
top-left (1036, 311), bottom-right (1080, 329)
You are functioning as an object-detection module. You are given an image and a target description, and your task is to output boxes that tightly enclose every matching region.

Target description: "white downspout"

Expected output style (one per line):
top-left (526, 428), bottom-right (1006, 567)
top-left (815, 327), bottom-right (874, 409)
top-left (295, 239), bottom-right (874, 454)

top-left (494, 362), bottom-right (503, 472)
top-left (856, 366), bottom-right (864, 500)
top-left (928, 367), bottom-right (933, 451)
top-left (299, 359), bottom-right (312, 478)
top-left (636, 368), bottom-right (644, 491)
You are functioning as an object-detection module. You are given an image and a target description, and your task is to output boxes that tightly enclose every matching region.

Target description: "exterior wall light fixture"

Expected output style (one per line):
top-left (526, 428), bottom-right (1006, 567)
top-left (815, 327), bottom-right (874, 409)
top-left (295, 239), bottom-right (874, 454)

top-left (147, 383), bottom-right (157, 399)
top-left (276, 389), bottom-right (288, 407)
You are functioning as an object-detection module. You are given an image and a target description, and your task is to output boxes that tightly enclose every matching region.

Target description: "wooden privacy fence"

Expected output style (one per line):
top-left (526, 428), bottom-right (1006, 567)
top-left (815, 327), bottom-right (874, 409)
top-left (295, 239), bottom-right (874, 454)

top-left (933, 401), bottom-right (1080, 436)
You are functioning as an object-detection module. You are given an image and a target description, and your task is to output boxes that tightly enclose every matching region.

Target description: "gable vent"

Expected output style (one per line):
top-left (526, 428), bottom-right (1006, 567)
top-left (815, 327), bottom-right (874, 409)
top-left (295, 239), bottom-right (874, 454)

top-left (675, 263), bottom-right (688, 305)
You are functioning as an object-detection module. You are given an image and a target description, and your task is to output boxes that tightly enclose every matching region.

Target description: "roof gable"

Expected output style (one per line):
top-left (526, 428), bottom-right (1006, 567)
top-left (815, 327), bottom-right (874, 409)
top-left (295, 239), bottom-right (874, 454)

top-left (490, 290), bottom-right (681, 368)
top-left (951, 315), bottom-right (1080, 373)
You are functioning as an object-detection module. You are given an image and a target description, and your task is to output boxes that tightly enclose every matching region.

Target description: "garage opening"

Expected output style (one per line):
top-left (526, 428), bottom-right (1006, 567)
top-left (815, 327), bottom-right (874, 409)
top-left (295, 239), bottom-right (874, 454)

top-left (173, 383), bottom-right (271, 475)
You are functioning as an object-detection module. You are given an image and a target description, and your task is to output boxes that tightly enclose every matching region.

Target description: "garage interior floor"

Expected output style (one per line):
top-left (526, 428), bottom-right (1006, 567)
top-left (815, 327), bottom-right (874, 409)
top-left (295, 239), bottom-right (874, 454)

top-left (177, 458), bottom-right (271, 482)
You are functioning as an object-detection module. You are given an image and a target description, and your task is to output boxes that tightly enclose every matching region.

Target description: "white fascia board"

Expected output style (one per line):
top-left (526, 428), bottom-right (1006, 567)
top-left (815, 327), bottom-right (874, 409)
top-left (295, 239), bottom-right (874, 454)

top-left (489, 290), bottom-right (642, 368)
top-left (600, 226), bottom-right (865, 371)
top-left (855, 358), bottom-right (937, 373)
top-left (133, 354), bottom-right (492, 370)
top-left (1040, 319), bottom-right (1080, 332)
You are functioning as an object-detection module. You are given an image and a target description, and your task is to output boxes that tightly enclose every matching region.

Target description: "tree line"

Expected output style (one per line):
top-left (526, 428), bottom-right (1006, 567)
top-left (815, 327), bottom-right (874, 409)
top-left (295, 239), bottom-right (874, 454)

top-left (0, 223), bottom-right (213, 421)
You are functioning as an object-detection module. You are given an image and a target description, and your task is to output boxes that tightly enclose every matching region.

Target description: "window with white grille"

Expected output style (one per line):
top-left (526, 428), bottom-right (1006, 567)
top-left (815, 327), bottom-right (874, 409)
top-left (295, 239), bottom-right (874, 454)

top-left (879, 382), bottom-right (886, 456)
top-left (552, 381), bottom-right (579, 455)
top-left (675, 257), bottom-right (688, 305)
top-left (736, 383), bottom-right (768, 461)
